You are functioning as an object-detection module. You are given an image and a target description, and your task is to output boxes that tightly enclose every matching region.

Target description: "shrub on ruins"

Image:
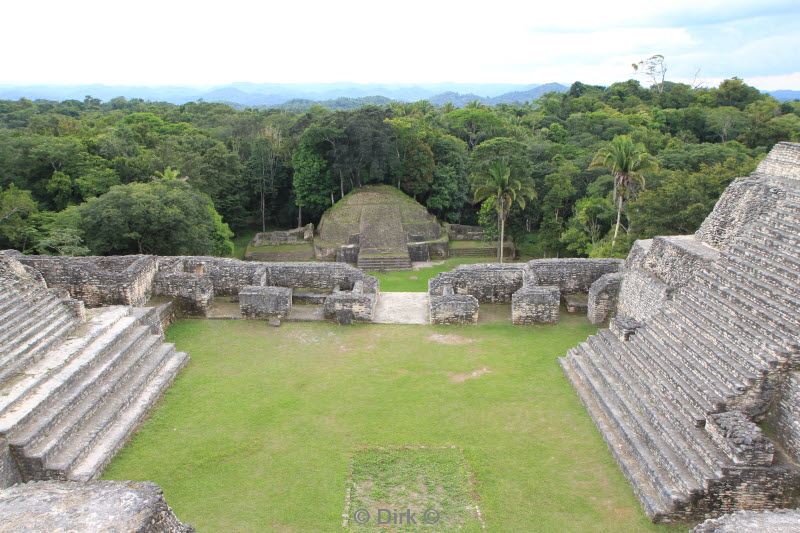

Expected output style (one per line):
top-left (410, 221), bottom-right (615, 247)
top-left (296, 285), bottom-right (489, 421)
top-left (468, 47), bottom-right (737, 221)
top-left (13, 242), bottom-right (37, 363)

top-left (77, 179), bottom-right (234, 256)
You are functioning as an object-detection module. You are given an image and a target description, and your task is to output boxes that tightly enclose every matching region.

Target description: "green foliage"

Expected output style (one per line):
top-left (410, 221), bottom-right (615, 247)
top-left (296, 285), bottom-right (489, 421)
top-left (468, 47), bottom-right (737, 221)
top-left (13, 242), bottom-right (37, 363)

top-left (0, 75), bottom-right (794, 259)
top-left (78, 180), bottom-right (234, 256)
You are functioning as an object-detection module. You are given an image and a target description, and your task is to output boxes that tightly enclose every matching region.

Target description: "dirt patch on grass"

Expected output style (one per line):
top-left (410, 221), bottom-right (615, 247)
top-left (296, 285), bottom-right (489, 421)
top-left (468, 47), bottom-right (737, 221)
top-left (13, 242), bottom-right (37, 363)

top-left (428, 333), bottom-right (475, 345)
top-left (449, 367), bottom-right (491, 383)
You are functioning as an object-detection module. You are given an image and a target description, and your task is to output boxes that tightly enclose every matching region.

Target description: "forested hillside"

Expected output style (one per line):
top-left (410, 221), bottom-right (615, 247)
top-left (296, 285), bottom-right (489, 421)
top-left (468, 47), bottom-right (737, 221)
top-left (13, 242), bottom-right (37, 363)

top-left (1, 78), bottom-right (798, 258)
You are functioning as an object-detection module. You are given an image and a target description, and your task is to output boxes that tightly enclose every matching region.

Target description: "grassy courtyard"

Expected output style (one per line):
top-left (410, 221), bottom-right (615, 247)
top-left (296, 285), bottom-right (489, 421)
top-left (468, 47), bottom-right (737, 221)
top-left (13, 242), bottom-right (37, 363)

top-left (104, 317), bottom-right (684, 532)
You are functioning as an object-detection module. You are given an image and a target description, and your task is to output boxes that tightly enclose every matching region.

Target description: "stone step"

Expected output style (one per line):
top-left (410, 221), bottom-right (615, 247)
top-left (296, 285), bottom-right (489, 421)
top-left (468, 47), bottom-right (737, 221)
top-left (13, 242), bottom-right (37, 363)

top-left (562, 350), bottom-right (679, 519)
top-left (668, 303), bottom-right (768, 382)
top-left (0, 293), bottom-right (64, 347)
top-left (9, 329), bottom-right (158, 478)
top-left (67, 350), bottom-right (189, 481)
top-left (589, 333), bottom-right (723, 485)
top-left (594, 331), bottom-right (727, 473)
top-left (674, 290), bottom-right (772, 367)
top-left (746, 228), bottom-right (800, 269)
top-left (559, 355), bottom-right (674, 521)
top-left (0, 313), bottom-right (79, 386)
top-left (0, 286), bottom-right (51, 327)
top-left (44, 342), bottom-right (178, 479)
top-left (653, 313), bottom-right (754, 391)
top-left (636, 323), bottom-right (735, 409)
top-left (613, 328), bottom-right (712, 425)
top-left (0, 308), bottom-right (134, 433)
top-left (730, 240), bottom-right (800, 287)
top-left (692, 270), bottom-right (797, 341)
top-left (724, 252), bottom-right (800, 301)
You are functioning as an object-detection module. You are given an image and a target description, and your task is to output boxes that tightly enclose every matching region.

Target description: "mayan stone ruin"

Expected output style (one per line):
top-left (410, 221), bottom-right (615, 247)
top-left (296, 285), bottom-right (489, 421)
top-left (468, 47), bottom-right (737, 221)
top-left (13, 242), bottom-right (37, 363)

top-left (0, 142), bottom-right (798, 528)
top-left (561, 142), bottom-right (800, 522)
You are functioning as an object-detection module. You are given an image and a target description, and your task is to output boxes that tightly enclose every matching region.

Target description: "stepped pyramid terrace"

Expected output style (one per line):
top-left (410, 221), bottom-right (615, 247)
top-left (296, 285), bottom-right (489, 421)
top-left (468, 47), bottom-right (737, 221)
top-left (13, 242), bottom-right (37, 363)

top-left (0, 143), bottom-right (798, 529)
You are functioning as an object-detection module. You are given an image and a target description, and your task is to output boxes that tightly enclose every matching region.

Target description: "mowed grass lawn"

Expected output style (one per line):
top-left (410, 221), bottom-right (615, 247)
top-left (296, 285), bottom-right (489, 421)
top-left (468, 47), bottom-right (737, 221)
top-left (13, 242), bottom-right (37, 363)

top-left (104, 317), bottom-right (685, 532)
top-left (372, 258), bottom-right (502, 292)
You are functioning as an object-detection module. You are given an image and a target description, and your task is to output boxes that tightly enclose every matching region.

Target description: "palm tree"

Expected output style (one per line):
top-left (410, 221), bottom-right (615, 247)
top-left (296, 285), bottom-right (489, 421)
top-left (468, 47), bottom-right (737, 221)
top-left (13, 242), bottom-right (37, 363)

top-left (472, 159), bottom-right (536, 263)
top-left (589, 135), bottom-right (655, 253)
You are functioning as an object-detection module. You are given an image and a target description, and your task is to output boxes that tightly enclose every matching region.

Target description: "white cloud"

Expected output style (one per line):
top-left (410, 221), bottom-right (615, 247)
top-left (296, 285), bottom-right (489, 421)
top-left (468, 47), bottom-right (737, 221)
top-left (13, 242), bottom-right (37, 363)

top-left (1, 0), bottom-right (798, 88)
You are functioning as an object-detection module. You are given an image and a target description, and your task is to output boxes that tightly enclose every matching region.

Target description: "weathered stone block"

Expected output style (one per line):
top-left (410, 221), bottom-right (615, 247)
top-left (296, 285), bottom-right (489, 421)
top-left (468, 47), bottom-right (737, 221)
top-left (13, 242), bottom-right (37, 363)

top-left (706, 411), bottom-right (774, 467)
top-left (239, 286), bottom-right (292, 319)
top-left (0, 481), bottom-right (193, 532)
top-left (526, 258), bottom-right (623, 293)
top-left (429, 293), bottom-right (479, 324)
top-left (587, 272), bottom-right (623, 324)
top-left (511, 285), bottom-right (559, 325)
top-left (609, 315), bottom-right (642, 341)
top-left (323, 291), bottom-right (375, 322)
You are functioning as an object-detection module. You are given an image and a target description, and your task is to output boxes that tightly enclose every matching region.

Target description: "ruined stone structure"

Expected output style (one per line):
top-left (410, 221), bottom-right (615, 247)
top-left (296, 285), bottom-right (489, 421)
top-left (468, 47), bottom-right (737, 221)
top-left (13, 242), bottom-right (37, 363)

top-left (0, 255), bottom-right (187, 489)
top-left (428, 259), bottom-right (622, 324)
top-left (316, 185), bottom-right (445, 270)
top-left (560, 142), bottom-right (800, 522)
top-left (5, 253), bottom-right (380, 323)
top-left (239, 286), bottom-right (293, 319)
top-left (250, 224), bottom-right (314, 246)
top-left (693, 508), bottom-right (800, 532)
top-left (0, 480), bottom-right (193, 532)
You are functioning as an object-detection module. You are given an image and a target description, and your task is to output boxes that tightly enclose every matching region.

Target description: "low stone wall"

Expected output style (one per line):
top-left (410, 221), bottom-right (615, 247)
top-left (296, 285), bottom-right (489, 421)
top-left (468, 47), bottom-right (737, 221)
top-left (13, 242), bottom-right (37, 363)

top-left (0, 481), bottom-right (193, 532)
top-left (446, 223), bottom-right (484, 241)
top-left (430, 288), bottom-right (479, 325)
top-left (616, 269), bottom-right (672, 323)
top-left (8, 253), bottom-right (157, 307)
top-left (429, 264), bottom-right (526, 303)
top-left (239, 286), bottom-right (292, 319)
top-left (512, 286), bottom-right (560, 324)
top-left (323, 280), bottom-right (376, 323)
top-left (587, 272), bottom-right (623, 325)
top-left (526, 258), bottom-right (623, 293)
top-left (625, 239), bottom-right (652, 270)
top-left (152, 271), bottom-right (214, 316)
top-left (770, 371), bottom-right (800, 464)
top-left (250, 224), bottom-right (313, 246)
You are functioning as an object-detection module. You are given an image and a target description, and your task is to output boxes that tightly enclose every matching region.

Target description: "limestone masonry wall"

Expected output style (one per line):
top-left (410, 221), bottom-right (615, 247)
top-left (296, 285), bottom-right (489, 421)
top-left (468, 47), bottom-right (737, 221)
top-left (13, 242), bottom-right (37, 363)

top-left (616, 268), bottom-right (671, 322)
top-left (512, 286), bottom-right (560, 325)
top-left (587, 272), bottom-right (623, 325)
top-left (526, 258), bottom-right (623, 294)
top-left (428, 263), bottom-right (526, 303)
top-left (429, 287), bottom-right (479, 325)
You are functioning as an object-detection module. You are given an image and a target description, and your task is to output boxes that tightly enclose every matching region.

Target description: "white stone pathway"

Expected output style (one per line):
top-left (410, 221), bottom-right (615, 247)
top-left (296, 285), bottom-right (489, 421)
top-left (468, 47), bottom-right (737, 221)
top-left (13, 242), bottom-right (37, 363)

top-left (372, 292), bottom-right (430, 324)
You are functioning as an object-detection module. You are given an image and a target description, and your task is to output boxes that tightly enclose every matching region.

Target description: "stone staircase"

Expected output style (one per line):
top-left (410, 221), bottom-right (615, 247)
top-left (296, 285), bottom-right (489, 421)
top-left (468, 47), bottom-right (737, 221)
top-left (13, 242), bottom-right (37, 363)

top-left (560, 187), bottom-right (800, 521)
top-left (0, 265), bottom-right (188, 484)
top-left (357, 204), bottom-right (411, 270)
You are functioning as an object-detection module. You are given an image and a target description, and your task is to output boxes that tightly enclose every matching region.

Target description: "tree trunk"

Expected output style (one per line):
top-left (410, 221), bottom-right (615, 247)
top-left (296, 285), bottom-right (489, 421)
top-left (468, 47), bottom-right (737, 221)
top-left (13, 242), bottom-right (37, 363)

top-left (261, 188), bottom-right (266, 233)
top-left (298, 205), bottom-right (302, 228)
top-left (499, 215), bottom-right (505, 264)
top-left (611, 194), bottom-right (623, 253)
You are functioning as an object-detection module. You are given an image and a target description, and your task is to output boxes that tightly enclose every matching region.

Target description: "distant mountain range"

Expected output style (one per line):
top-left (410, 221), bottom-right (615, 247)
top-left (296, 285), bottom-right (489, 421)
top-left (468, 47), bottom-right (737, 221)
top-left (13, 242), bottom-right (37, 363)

top-left (0, 82), bottom-right (797, 109)
top-left (0, 82), bottom-right (570, 109)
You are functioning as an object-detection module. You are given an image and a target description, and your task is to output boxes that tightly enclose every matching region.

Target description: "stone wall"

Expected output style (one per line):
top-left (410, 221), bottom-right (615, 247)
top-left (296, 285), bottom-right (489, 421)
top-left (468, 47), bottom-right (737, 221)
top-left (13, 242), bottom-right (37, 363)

top-left (587, 272), bottom-right (623, 325)
top-left (706, 411), bottom-right (774, 466)
top-left (446, 223), bottom-right (484, 241)
top-left (250, 224), bottom-right (313, 246)
top-left (428, 264), bottom-right (526, 303)
top-left (616, 269), bottom-right (672, 322)
top-left (152, 271), bottom-right (214, 316)
top-left (239, 286), bottom-right (292, 319)
top-left (9, 254), bottom-right (157, 307)
top-left (526, 258), bottom-right (623, 293)
top-left (769, 371), bottom-right (800, 464)
top-left (511, 286), bottom-right (560, 324)
top-left (323, 282), bottom-right (376, 322)
top-left (642, 235), bottom-right (719, 288)
top-left (429, 287), bottom-right (479, 324)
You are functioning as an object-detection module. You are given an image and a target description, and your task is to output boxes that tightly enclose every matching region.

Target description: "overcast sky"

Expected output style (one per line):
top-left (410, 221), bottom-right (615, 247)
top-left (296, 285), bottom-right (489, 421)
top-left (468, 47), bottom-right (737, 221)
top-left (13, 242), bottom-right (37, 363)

top-left (3, 0), bottom-right (799, 90)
